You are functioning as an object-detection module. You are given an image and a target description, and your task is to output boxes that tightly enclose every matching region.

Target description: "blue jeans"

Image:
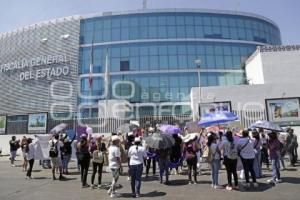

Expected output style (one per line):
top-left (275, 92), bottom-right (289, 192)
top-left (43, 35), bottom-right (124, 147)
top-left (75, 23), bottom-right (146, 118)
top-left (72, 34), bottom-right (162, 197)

top-left (158, 159), bottom-right (169, 182)
top-left (271, 158), bottom-right (281, 181)
top-left (211, 159), bottom-right (221, 186)
top-left (62, 154), bottom-right (71, 172)
top-left (130, 164), bottom-right (143, 195)
top-left (253, 150), bottom-right (262, 178)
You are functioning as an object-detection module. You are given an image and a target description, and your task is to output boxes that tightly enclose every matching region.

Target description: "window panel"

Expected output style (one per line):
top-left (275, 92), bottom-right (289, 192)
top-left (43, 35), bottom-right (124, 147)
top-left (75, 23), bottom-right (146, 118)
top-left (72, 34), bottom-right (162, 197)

top-left (121, 18), bottom-right (129, 27)
top-left (185, 16), bottom-right (194, 25)
top-left (112, 18), bottom-right (120, 28)
top-left (215, 55), bottom-right (224, 68)
top-left (130, 27), bottom-right (139, 39)
top-left (149, 26), bottom-right (158, 38)
top-left (166, 16), bottom-right (176, 25)
top-left (149, 45), bottom-right (159, 55)
top-left (103, 19), bottom-right (111, 29)
top-left (176, 16), bottom-right (185, 25)
top-left (159, 45), bottom-right (168, 55)
top-left (140, 46), bottom-right (148, 56)
top-left (194, 16), bottom-right (203, 25)
top-left (186, 26), bottom-right (195, 37)
top-left (168, 55), bottom-right (178, 69)
top-left (112, 28), bottom-right (120, 41)
top-left (159, 55), bottom-right (169, 69)
top-left (195, 26), bottom-right (204, 38)
top-left (121, 47), bottom-right (130, 57)
top-left (158, 16), bottom-right (167, 26)
top-left (224, 56), bottom-right (233, 68)
top-left (178, 55), bottom-right (188, 68)
top-left (168, 45), bottom-right (177, 55)
top-left (148, 16), bottom-right (158, 26)
top-left (121, 27), bottom-right (129, 40)
top-left (140, 56), bottom-right (149, 70)
top-left (130, 17), bottom-right (138, 27)
top-left (167, 26), bottom-right (177, 38)
top-left (158, 26), bottom-right (167, 38)
top-left (177, 44), bottom-right (187, 55)
top-left (212, 17), bottom-right (220, 26)
top-left (203, 16), bottom-right (212, 26)
top-left (149, 55), bottom-right (159, 70)
top-left (103, 29), bottom-right (111, 41)
top-left (206, 55), bottom-right (215, 69)
top-left (130, 46), bottom-right (139, 56)
top-left (176, 26), bottom-right (186, 38)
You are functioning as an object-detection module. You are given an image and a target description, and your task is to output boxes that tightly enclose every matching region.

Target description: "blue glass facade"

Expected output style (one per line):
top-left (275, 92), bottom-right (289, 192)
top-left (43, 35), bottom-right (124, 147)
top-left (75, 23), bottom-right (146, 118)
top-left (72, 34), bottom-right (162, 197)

top-left (79, 10), bottom-right (281, 117)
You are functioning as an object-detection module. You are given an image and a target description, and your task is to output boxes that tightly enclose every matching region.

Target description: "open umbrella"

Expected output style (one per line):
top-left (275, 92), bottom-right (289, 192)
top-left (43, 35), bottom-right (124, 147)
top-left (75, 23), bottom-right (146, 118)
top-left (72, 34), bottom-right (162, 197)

top-left (249, 120), bottom-right (284, 132)
top-left (116, 123), bottom-right (139, 133)
top-left (50, 123), bottom-right (68, 134)
top-left (185, 121), bottom-right (202, 133)
top-left (198, 111), bottom-right (238, 127)
top-left (159, 124), bottom-right (181, 135)
top-left (144, 132), bottom-right (175, 149)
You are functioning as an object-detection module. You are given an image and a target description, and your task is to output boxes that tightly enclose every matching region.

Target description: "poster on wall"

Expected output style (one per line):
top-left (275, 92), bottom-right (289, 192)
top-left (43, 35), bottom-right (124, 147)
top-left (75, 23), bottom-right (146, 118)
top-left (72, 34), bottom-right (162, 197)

top-left (28, 113), bottom-right (47, 134)
top-left (266, 98), bottom-right (300, 124)
top-left (0, 116), bottom-right (6, 134)
top-left (199, 101), bottom-right (232, 116)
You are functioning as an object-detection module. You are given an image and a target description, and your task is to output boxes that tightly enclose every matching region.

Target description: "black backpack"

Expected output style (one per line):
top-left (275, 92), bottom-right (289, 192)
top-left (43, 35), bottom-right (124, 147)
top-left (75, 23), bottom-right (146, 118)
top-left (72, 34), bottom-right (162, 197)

top-left (49, 140), bottom-right (58, 158)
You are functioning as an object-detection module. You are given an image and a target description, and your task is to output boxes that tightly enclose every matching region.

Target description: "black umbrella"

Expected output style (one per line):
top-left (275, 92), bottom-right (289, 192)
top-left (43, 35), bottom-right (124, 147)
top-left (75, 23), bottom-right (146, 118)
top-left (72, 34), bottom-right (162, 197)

top-left (144, 132), bottom-right (175, 149)
top-left (116, 123), bottom-right (139, 133)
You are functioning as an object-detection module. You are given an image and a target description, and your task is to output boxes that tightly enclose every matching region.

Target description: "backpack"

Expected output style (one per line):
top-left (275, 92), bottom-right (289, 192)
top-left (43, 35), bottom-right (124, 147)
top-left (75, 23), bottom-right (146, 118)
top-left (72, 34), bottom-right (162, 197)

top-left (49, 140), bottom-right (58, 158)
top-left (227, 142), bottom-right (238, 160)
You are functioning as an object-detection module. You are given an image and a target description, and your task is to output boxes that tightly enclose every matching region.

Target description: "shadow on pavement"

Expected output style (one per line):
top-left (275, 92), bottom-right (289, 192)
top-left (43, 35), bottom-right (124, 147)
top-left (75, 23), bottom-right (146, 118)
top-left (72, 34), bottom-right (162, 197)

top-left (142, 176), bottom-right (159, 182)
top-left (68, 171), bottom-right (81, 175)
top-left (282, 177), bottom-right (300, 184)
top-left (167, 179), bottom-right (189, 186)
top-left (120, 191), bottom-right (166, 198)
top-left (239, 182), bottom-right (272, 192)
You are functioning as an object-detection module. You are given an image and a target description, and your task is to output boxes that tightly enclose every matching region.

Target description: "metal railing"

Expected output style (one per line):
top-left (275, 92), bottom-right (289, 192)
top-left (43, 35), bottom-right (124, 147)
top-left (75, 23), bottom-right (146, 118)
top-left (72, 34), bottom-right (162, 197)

top-left (4, 110), bottom-right (268, 135)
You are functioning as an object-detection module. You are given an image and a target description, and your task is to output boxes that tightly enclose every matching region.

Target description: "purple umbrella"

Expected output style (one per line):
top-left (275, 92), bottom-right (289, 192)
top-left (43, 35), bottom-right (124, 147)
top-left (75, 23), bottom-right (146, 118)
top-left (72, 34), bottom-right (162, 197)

top-left (159, 124), bottom-right (182, 135)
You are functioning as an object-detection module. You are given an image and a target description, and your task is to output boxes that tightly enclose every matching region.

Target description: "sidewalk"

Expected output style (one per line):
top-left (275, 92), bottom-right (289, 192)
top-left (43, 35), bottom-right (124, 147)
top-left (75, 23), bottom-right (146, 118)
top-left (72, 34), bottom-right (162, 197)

top-left (0, 159), bottom-right (299, 200)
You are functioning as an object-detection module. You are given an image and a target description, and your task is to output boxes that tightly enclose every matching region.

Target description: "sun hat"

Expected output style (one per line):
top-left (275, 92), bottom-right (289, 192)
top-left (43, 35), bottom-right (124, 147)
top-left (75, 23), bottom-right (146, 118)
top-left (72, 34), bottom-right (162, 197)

top-left (111, 135), bottom-right (120, 142)
top-left (134, 137), bottom-right (141, 143)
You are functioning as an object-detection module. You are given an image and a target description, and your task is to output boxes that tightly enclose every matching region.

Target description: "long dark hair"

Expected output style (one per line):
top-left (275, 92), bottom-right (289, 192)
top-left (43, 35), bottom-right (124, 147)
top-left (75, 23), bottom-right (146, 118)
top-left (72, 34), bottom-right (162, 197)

top-left (226, 131), bottom-right (234, 143)
top-left (207, 134), bottom-right (215, 147)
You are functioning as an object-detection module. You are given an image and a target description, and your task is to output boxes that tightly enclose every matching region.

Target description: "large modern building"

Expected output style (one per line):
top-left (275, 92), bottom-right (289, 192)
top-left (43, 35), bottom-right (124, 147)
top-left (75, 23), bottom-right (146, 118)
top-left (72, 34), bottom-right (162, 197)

top-left (0, 8), bottom-right (281, 134)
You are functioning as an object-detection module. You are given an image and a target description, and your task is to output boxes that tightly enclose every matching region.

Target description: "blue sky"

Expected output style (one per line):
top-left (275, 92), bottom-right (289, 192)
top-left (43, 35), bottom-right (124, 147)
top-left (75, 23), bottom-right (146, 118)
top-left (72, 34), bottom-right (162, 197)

top-left (0, 0), bottom-right (299, 44)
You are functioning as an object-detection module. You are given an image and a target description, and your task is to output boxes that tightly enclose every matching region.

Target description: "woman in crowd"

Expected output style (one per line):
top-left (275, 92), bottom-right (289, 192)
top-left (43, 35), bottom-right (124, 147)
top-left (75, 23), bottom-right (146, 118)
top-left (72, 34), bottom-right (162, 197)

top-left (77, 134), bottom-right (91, 188)
top-left (61, 134), bottom-right (76, 175)
top-left (125, 132), bottom-right (135, 181)
top-left (221, 131), bottom-right (239, 190)
top-left (207, 133), bottom-right (222, 189)
top-left (267, 132), bottom-right (282, 184)
top-left (260, 129), bottom-right (270, 170)
top-left (25, 138), bottom-right (35, 179)
top-left (183, 134), bottom-right (199, 184)
top-left (91, 136), bottom-right (106, 189)
top-left (108, 135), bottom-right (122, 198)
top-left (252, 130), bottom-right (262, 178)
top-left (170, 134), bottom-right (183, 175)
top-left (238, 130), bottom-right (258, 188)
top-left (156, 147), bottom-right (171, 185)
top-left (21, 136), bottom-right (28, 172)
top-left (128, 137), bottom-right (147, 198)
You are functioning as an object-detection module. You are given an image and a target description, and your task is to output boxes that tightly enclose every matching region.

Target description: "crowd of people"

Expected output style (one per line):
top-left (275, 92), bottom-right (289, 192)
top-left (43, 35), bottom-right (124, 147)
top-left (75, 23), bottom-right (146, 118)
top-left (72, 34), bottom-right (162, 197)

top-left (7, 126), bottom-right (299, 198)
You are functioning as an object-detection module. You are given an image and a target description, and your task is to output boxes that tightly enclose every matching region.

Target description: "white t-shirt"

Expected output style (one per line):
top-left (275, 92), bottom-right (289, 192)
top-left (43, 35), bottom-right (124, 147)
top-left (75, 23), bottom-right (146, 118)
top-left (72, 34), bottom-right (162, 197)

top-left (109, 145), bottom-right (121, 169)
top-left (26, 143), bottom-right (36, 160)
top-left (49, 139), bottom-right (63, 158)
top-left (237, 137), bottom-right (255, 159)
top-left (128, 145), bottom-right (147, 165)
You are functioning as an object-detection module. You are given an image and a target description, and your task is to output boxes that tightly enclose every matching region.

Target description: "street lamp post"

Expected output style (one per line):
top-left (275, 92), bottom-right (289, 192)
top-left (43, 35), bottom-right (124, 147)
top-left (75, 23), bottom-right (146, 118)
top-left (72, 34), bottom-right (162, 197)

top-left (194, 59), bottom-right (202, 120)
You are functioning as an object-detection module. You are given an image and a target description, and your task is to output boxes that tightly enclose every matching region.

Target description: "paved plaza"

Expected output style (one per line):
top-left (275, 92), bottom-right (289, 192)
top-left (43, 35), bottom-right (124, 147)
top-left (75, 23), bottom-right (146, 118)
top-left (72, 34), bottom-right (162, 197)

top-left (0, 156), bottom-right (299, 200)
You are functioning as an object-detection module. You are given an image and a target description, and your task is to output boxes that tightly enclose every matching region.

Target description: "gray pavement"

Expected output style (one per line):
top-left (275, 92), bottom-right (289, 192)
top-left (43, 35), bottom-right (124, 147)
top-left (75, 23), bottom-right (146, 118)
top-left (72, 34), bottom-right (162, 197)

top-left (0, 156), bottom-right (299, 200)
